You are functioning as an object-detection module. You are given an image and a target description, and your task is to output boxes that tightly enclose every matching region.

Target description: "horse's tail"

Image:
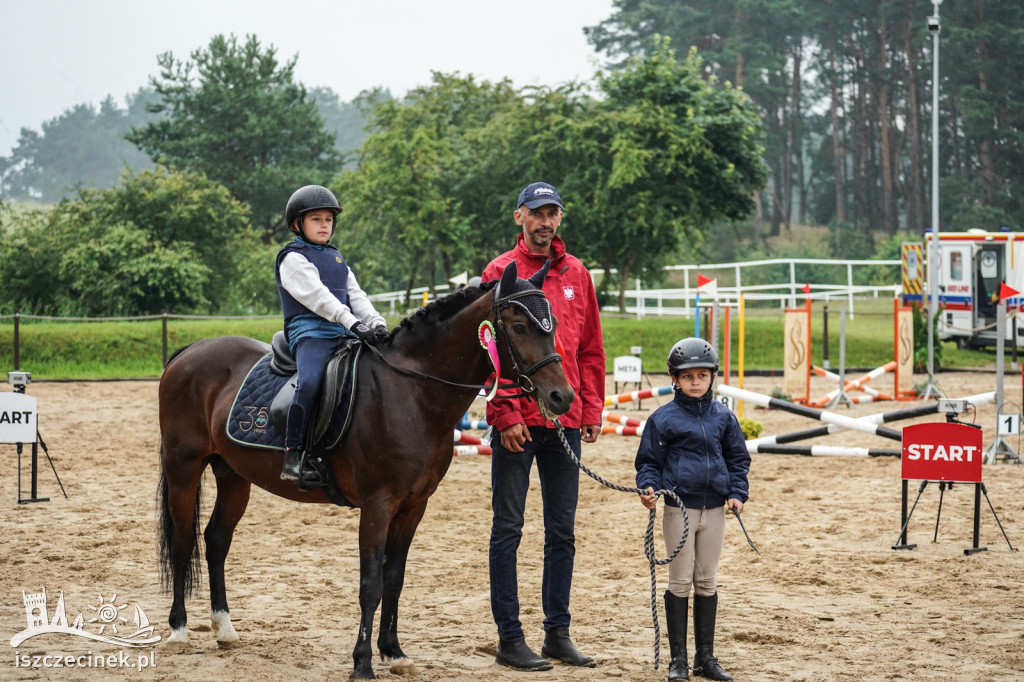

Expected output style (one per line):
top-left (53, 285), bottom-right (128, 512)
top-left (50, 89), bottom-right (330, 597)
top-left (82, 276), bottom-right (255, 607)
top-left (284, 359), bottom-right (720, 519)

top-left (157, 454), bottom-right (203, 597)
top-left (164, 343), bottom-right (194, 369)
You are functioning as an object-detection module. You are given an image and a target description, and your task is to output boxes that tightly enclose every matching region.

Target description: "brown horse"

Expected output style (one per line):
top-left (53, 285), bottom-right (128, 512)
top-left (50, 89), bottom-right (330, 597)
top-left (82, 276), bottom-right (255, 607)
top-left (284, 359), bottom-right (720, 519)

top-left (157, 261), bottom-right (573, 680)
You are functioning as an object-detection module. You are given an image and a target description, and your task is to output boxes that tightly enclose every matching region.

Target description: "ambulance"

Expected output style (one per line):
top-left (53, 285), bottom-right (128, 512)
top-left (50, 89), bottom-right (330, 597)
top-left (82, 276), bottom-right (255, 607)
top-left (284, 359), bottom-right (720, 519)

top-left (906, 229), bottom-right (1024, 349)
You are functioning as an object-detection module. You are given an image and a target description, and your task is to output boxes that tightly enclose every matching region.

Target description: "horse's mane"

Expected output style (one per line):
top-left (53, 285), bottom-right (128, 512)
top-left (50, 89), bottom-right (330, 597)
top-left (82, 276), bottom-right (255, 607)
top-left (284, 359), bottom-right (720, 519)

top-left (391, 281), bottom-right (497, 339)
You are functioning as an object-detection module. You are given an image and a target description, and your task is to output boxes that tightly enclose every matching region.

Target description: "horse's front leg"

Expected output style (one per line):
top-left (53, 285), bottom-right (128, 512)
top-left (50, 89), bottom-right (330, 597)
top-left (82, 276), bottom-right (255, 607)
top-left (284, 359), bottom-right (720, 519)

top-left (377, 501), bottom-right (428, 676)
top-left (351, 503), bottom-right (391, 680)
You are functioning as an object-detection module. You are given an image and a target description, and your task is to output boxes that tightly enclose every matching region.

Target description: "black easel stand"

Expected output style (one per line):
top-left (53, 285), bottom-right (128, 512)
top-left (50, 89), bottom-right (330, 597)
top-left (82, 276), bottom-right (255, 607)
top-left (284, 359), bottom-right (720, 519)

top-left (892, 479), bottom-right (925, 550)
top-left (892, 479), bottom-right (1014, 553)
top-left (16, 430), bottom-right (66, 504)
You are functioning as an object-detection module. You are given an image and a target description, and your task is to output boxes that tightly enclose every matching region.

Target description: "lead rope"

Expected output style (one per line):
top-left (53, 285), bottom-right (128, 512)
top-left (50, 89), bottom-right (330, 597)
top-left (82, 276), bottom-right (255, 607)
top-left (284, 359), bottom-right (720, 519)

top-left (553, 419), bottom-right (688, 670)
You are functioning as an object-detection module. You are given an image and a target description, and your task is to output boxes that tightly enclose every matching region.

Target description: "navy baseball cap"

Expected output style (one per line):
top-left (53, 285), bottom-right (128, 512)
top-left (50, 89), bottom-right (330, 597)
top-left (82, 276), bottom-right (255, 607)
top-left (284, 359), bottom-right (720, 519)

top-left (517, 182), bottom-right (564, 210)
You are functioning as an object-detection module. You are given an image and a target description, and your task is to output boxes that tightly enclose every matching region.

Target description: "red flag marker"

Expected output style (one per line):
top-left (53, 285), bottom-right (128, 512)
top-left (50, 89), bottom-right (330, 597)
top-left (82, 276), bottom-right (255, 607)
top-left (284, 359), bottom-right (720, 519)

top-left (999, 282), bottom-right (1019, 302)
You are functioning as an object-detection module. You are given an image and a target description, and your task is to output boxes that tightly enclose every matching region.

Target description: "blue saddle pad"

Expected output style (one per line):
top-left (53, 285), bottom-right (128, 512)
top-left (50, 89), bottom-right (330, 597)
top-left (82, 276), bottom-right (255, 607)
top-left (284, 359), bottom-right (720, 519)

top-left (226, 352), bottom-right (358, 451)
top-left (227, 354), bottom-right (289, 450)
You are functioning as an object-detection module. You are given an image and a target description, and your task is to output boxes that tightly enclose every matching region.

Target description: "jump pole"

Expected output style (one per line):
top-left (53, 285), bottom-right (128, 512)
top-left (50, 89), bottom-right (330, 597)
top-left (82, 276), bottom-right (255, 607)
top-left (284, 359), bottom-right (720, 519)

top-left (715, 384), bottom-right (903, 441)
top-left (603, 411), bottom-right (645, 427)
top-left (746, 392), bottom-right (996, 451)
top-left (810, 361), bottom-right (896, 407)
top-left (605, 385), bottom-right (673, 407)
top-left (454, 444), bottom-right (492, 456)
top-left (752, 444), bottom-right (901, 457)
top-left (812, 365), bottom-right (893, 401)
top-left (454, 429), bottom-right (483, 445)
top-left (738, 294), bottom-right (746, 418)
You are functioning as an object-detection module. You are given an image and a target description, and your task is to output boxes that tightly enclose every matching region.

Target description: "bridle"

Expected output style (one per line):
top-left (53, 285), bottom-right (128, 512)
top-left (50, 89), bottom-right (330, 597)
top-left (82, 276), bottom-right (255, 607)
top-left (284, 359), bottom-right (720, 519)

top-left (365, 285), bottom-right (562, 399)
top-left (490, 286), bottom-right (562, 398)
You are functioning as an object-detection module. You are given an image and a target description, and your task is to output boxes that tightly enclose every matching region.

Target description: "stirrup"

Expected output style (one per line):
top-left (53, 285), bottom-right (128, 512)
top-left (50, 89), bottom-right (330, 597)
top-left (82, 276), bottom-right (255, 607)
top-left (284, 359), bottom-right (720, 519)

top-left (295, 451), bottom-right (327, 491)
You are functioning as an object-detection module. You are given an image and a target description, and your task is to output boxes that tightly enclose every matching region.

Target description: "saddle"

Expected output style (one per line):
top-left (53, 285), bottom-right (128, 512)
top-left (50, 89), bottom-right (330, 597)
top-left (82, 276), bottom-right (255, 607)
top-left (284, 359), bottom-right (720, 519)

top-left (225, 332), bottom-right (361, 507)
top-left (267, 331), bottom-right (360, 448)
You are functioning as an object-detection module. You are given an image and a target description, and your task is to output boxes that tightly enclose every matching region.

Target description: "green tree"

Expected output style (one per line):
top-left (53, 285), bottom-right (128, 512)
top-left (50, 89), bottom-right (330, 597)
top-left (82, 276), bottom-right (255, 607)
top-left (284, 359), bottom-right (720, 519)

top-left (310, 86), bottom-right (374, 166)
top-left (0, 168), bottom-right (251, 315)
top-left (127, 34), bottom-right (341, 231)
top-left (338, 73), bottom-right (521, 297)
top-left (574, 39), bottom-right (768, 309)
top-left (1, 89), bottom-right (157, 202)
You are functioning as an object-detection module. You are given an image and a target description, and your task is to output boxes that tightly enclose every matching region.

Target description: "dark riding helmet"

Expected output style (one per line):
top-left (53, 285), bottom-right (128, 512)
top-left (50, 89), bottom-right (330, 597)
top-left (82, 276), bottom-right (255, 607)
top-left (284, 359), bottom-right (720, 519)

top-left (285, 185), bottom-right (341, 235)
top-left (667, 337), bottom-right (719, 375)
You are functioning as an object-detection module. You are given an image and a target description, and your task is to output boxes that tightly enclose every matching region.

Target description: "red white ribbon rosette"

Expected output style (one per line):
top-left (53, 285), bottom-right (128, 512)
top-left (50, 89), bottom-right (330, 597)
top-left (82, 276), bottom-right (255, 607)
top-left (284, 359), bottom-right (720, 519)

top-left (478, 321), bottom-right (500, 402)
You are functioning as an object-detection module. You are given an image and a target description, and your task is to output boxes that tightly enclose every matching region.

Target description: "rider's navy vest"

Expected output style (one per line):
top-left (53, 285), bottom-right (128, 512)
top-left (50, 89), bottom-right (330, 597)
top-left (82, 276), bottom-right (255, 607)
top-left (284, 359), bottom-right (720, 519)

top-left (275, 241), bottom-right (350, 322)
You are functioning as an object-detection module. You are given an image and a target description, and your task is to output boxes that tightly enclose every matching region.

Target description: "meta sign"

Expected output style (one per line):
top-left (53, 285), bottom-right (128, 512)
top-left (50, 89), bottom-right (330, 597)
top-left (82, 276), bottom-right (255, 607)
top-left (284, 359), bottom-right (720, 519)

top-left (901, 422), bottom-right (983, 483)
top-left (0, 392), bottom-right (37, 444)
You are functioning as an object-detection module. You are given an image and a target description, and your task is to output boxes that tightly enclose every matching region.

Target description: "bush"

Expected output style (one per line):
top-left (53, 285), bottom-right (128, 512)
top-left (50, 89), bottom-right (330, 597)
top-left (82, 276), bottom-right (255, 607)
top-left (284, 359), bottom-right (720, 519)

top-left (738, 417), bottom-right (763, 440)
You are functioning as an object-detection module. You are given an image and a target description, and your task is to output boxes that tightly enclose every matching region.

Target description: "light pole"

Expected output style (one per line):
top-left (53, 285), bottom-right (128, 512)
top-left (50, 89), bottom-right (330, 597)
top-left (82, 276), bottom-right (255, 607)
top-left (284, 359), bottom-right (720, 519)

top-left (923, 0), bottom-right (942, 399)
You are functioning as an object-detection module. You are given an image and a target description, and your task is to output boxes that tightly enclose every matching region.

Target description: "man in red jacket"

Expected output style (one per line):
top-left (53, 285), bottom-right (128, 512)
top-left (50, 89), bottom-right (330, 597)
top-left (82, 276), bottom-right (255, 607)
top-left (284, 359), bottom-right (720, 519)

top-left (483, 181), bottom-right (605, 671)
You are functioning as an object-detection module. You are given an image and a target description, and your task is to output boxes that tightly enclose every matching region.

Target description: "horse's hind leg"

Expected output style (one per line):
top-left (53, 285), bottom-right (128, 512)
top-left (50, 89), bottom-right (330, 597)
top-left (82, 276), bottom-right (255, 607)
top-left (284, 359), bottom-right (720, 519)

top-left (377, 502), bottom-right (427, 676)
top-left (205, 462), bottom-right (251, 645)
top-left (159, 454), bottom-right (206, 645)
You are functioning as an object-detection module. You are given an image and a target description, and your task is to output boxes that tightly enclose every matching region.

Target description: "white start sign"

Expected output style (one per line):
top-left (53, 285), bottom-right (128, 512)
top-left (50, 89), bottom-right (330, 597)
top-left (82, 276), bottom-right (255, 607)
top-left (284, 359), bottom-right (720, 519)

top-left (0, 392), bottom-right (37, 444)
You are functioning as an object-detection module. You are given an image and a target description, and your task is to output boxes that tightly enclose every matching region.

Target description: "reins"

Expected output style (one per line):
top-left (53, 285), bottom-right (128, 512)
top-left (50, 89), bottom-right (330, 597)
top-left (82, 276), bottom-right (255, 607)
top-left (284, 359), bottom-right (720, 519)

top-left (552, 419), bottom-right (689, 671)
top-left (363, 286), bottom-right (561, 400)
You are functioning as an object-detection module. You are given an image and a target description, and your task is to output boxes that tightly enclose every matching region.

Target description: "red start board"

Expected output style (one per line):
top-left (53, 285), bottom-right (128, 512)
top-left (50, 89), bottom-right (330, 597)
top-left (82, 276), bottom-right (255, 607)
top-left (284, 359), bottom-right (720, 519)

top-left (902, 422), bottom-right (983, 483)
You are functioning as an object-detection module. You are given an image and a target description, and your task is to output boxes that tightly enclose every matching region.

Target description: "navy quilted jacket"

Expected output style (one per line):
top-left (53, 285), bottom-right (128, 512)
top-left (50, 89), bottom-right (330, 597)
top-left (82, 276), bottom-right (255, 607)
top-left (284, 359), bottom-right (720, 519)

top-left (635, 388), bottom-right (750, 509)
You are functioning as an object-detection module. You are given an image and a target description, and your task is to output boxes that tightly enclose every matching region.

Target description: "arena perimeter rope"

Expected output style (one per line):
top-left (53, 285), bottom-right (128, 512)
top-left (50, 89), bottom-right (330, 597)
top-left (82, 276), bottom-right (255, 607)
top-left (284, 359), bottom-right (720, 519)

top-left (554, 420), bottom-right (688, 670)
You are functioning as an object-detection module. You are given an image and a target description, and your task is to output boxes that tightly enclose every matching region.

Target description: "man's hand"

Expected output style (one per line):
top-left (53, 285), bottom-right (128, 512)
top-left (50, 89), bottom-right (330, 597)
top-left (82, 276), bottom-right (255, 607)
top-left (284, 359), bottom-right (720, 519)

top-left (500, 424), bottom-right (532, 453)
top-left (352, 322), bottom-right (379, 346)
top-left (581, 424), bottom-right (601, 443)
top-left (373, 324), bottom-right (390, 343)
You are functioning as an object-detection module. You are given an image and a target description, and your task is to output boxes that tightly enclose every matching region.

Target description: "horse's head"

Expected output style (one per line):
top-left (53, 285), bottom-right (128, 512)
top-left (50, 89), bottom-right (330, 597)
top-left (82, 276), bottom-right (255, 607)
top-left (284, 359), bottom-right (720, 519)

top-left (491, 260), bottom-right (574, 420)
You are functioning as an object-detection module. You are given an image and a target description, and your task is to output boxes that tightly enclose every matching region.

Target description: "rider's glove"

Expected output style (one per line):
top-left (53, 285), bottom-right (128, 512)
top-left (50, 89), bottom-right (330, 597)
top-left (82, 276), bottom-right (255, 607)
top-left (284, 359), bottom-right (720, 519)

top-left (352, 322), bottom-right (379, 346)
top-left (372, 324), bottom-right (390, 343)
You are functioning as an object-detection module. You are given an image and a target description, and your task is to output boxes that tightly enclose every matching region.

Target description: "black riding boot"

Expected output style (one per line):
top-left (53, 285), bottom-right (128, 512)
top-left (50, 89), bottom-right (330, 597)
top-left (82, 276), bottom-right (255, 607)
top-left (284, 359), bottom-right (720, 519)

top-left (495, 637), bottom-right (552, 671)
top-left (664, 591), bottom-right (689, 681)
top-left (692, 593), bottom-right (732, 681)
top-left (280, 404), bottom-right (324, 489)
top-left (541, 626), bottom-right (596, 667)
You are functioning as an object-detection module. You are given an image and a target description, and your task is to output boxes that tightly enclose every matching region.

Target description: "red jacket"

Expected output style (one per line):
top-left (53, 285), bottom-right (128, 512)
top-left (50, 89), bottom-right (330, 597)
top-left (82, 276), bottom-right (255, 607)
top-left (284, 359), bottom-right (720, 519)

top-left (483, 234), bottom-right (605, 431)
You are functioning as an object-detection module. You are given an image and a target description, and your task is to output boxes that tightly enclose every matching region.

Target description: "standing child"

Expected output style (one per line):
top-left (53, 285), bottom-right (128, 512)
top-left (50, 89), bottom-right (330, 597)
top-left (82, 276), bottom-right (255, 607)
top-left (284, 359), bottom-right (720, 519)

top-left (275, 184), bottom-right (389, 489)
top-left (635, 338), bottom-right (750, 681)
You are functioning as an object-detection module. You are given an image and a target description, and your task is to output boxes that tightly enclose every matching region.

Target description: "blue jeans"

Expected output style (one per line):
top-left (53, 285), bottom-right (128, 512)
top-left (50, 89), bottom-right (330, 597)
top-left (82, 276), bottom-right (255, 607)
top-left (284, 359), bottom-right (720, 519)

top-left (489, 425), bottom-right (581, 641)
top-left (286, 336), bottom-right (347, 449)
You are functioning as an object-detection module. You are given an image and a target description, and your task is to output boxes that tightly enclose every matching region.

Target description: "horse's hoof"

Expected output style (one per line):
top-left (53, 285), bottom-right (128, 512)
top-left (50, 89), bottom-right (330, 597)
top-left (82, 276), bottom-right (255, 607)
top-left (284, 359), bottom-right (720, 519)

top-left (386, 656), bottom-right (418, 676)
top-left (347, 672), bottom-right (375, 681)
top-left (211, 610), bottom-right (240, 644)
top-left (166, 627), bottom-right (190, 645)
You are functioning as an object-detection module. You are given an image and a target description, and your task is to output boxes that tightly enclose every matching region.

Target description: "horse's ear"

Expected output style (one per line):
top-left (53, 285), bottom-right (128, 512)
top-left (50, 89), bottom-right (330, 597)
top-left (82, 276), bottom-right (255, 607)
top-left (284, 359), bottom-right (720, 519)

top-left (527, 259), bottom-right (552, 289)
top-left (499, 261), bottom-right (518, 294)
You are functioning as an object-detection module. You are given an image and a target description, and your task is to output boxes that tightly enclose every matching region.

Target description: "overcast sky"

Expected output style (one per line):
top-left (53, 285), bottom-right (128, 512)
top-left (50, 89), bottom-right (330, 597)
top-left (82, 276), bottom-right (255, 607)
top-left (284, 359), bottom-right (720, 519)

top-left (0, 0), bottom-right (617, 157)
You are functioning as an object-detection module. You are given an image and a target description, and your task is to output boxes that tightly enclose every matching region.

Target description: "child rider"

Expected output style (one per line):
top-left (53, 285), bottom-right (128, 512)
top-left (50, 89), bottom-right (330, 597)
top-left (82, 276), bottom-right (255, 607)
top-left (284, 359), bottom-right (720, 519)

top-left (275, 184), bottom-right (389, 489)
top-left (635, 338), bottom-right (750, 681)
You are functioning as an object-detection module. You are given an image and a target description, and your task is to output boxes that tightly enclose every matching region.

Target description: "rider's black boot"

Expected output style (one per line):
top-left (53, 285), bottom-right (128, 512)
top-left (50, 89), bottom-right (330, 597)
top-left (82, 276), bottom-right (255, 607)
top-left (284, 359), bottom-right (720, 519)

top-left (692, 593), bottom-right (732, 681)
top-left (665, 590), bottom-right (689, 681)
top-left (280, 403), bottom-right (324, 489)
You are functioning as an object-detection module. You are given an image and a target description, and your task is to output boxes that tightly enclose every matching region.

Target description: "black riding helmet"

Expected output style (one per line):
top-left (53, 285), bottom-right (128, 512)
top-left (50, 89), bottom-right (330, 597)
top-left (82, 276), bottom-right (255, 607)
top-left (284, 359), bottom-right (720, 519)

top-left (285, 185), bottom-right (341, 239)
top-left (667, 337), bottom-right (719, 375)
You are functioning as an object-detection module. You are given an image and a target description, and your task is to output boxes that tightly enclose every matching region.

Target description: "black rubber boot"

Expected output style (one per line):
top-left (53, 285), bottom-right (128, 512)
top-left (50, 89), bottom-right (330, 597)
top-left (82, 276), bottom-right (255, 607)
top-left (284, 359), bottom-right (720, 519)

top-left (280, 403), bottom-right (324, 488)
top-left (693, 593), bottom-right (732, 681)
top-left (664, 591), bottom-right (689, 681)
top-left (541, 626), bottom-right (596, 667)
top-left (280, 447), bottom-right (304, 483)
top-left (495, 638), bottom-right (552, 671)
